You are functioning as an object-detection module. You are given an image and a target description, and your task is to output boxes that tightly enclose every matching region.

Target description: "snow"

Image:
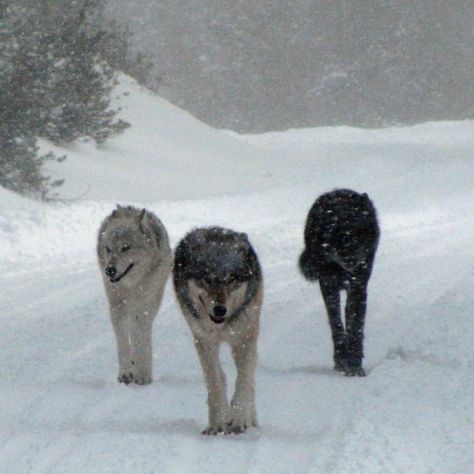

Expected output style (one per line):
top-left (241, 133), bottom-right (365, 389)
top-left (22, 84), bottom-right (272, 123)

top-left (1, 75), bottom-right (474, 473)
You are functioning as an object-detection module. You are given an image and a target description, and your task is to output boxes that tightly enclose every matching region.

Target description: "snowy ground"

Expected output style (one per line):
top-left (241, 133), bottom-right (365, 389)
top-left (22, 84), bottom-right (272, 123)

top-left (1, 76), bottom-right (474, 473)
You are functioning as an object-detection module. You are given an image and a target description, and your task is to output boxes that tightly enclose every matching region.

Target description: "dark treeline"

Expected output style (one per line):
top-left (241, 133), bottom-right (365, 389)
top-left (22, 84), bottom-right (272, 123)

top-left (107, 0), bottom-right (474, 132)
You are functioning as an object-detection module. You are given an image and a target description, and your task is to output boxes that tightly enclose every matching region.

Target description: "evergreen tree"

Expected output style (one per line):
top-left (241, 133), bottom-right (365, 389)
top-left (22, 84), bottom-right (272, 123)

top-left (25, 0), bottom-right (129, 144)
top-left (0, 3), bottom-right (63, 198)
top-left (0, 0), bottom-right (137, 198)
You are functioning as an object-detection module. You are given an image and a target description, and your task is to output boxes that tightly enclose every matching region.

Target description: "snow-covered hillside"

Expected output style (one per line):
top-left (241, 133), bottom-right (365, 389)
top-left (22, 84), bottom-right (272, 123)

top-left (1, 76), bottom-right (474, 473)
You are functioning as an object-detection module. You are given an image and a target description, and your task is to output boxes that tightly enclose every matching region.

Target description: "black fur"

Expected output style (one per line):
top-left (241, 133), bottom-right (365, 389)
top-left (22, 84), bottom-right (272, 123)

top-left (299, 189), bottom-right (380, 376)
top-left (173, 227), bottom-right (262, 321)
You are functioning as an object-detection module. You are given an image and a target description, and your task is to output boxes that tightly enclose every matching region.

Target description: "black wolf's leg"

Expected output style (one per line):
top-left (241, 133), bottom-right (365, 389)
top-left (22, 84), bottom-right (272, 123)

top-left (344, 282), bottom-right (367, 376)
top-left (319, 277), bottom-right (346, 371)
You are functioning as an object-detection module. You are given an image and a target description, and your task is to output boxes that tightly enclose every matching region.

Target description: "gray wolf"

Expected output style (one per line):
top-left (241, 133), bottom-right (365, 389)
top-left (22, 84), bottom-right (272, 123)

top-left (173, 227), bottom-right (263, 434)
top-left (97, 205), bottom-right (172, 385)
top-left (299, 189), bottom-right (379, 376)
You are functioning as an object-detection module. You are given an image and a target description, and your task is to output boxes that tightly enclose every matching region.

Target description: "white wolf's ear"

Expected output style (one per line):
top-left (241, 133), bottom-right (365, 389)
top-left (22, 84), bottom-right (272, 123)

top-left (138, 208), bottom-right (150, 235)
top-left (112, 204), bottom-right (124, 218)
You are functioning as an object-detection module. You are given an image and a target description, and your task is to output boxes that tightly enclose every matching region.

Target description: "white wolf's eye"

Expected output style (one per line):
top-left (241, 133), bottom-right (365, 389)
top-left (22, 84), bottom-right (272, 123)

top-left (121, 244), bottom-right (131, 252)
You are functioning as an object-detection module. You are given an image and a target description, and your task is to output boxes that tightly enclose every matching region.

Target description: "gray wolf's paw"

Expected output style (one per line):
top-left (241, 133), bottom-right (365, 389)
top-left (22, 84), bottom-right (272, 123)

top-left (227, 404), bottom-right (257, 434)
top-left (201, 423), bottom-right (228, 435)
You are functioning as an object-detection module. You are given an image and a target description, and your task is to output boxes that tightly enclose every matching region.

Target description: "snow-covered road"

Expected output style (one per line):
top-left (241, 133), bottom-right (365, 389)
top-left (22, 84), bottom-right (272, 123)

top-left (2, 185), bottom-right (474, 473)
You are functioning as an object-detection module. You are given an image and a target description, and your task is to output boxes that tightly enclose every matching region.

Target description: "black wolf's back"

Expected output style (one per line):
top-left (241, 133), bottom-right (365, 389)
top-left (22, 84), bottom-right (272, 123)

top-left (299, 189), bottom-right (379, 280)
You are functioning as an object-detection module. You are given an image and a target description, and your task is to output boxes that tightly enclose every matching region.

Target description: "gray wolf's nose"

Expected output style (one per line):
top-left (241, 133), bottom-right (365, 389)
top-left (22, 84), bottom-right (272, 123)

top-left (213, 305), bottom-right (227, 318)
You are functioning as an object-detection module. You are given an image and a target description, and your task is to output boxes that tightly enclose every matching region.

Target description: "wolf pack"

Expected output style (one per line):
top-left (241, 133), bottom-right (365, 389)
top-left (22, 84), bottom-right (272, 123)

top-left (97, 188), bottom-right (380, 435)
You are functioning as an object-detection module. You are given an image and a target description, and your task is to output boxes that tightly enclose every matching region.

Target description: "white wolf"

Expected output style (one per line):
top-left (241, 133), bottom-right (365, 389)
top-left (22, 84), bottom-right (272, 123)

top-left (173, 227), bottom-right (263, 434)
top-left (97, 205), bottom-right (171, 385)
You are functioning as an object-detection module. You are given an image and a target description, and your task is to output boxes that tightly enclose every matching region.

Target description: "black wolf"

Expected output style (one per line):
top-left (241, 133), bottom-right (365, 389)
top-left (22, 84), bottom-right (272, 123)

top-left (299, 189), bottom-right (380, 376)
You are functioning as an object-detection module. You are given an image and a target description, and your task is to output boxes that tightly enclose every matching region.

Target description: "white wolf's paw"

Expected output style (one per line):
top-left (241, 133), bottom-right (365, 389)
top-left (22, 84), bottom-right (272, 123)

top-left (227, 404), bottom-right (258, 434)
top-left (118, 371), bottom-right (134, 385)
top-left (117, 370), bottom-right (152, 385)
top-left (133, 373), bottom-right (152, 385)
top-left (201, 422), bottom-right (228, 436)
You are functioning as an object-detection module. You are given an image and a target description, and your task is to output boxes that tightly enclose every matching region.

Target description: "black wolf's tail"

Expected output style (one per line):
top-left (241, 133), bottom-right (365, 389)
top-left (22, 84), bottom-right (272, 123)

top-left (299, 248), bottom-right (320, 281)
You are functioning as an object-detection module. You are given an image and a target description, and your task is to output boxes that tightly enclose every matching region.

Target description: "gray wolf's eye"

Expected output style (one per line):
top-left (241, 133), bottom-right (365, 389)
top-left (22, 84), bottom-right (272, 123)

top-left (229, 279), bottom-right (242, 290)
top-left (196, 279), bottom-right (210, 290)
top-left (121, 244), bottom-right (131, 252)
top-left (106, 246), bottom-right (111, 254)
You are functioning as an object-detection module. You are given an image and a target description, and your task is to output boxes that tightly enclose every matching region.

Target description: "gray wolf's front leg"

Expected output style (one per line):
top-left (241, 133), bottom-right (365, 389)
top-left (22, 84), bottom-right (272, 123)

top-left (228, 336), bottom-right (258, 434)
top-left (129, 314), bottom-right (153, 385)
top-left (194, 338), bottom-right (229, 435)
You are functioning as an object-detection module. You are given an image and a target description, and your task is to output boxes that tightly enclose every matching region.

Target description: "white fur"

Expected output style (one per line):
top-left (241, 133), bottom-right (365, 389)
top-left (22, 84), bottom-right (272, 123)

top-left (98, 207), bottom-right (171, 385)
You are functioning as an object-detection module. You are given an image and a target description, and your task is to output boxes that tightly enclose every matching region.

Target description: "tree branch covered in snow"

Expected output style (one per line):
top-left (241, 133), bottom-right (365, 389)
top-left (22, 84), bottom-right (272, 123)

top-left (0, 0), bottom-right (139, 198)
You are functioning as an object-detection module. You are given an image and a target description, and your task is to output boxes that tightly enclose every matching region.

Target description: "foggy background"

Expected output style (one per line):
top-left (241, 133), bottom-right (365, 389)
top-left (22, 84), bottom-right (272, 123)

top-left (2, 0), bottom-right (473, 198)
top-left (106, 0), bottom-right (474, 133)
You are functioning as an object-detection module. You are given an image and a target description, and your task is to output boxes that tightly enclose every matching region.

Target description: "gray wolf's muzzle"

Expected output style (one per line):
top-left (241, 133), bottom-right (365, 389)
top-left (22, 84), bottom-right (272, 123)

top-left (210, 304), bottom-right (227, 324)
top-left (105, 263), bottom-right (134, 283)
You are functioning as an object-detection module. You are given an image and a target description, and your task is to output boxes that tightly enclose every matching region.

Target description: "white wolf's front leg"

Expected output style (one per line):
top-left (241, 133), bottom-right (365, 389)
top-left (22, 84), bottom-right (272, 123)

top-left (129, 314), bottom-right (153, 385)
top-left (111, 312), bottom-right (133, 384)
top-left (229, 337), bottom-right (258, 433)
top-left (194, 338), bottom-right (229, 435)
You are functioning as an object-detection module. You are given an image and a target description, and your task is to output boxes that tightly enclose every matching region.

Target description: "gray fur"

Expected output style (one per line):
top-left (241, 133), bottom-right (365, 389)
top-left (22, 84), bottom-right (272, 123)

top-left (173, 227), bottom-right (263, 435)
top-left (97, 205), bottom-right (172, 385)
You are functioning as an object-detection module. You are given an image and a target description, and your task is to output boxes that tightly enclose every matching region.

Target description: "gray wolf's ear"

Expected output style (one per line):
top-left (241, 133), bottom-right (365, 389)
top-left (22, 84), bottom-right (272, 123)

top-left (186, 229), bottom-right (204, 253)
top-left (236, 233), bottom-right (250, 253)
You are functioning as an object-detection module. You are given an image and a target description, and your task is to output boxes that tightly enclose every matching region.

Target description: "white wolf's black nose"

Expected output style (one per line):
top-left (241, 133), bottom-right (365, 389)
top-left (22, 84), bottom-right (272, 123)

top-left (105, 265), bottom-right (117, 278)
top-left (213, 305), bottom-right (227, 318)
